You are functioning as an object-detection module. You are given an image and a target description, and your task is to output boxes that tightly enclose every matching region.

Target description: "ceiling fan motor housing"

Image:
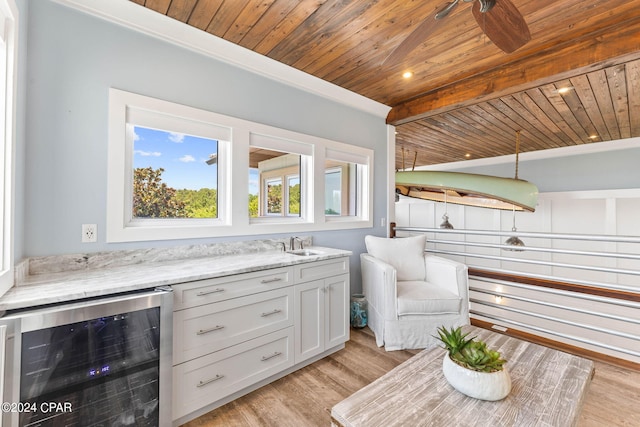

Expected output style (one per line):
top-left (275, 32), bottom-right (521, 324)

top-left (478, 0), bottom-right (496, 13)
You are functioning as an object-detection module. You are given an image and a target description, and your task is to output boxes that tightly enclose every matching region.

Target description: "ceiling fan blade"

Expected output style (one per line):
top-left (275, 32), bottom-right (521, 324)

top-left (435, 0), bottom-right (460, 19)
top-left (382, 10), bottom-right (448, 66)
top-left (472, 0), bottom-right (530, 53)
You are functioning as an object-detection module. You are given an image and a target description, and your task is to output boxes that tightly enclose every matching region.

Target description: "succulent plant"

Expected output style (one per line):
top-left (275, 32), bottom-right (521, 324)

top-left (435, 326), bottom-right (507, 373)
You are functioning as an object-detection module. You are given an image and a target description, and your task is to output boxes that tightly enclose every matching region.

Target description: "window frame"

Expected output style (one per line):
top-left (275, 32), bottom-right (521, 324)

top-left (264, 176), bottom-right (283, 216)
top-left (324, 165), bottom-right (344, 216)
top-left (285, 173), bottom-right (300, 217)
top-left (128, 125), bottom-right (220, 221)
top-left (107, 89), bottom-right (233, 242)
top-left (323, 147), bottom-right (372, 225)
top-left (0, 0), bottom-right (17, 295)
top-left (248, 132), bottom-right (313, 226)
top-left (107, 89), bottom-right (373, 242)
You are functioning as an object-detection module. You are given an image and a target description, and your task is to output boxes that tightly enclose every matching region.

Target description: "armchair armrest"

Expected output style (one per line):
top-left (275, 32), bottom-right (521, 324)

top-left (360, 253), bottom-right (399, 319)
top-left (424, 254), bottom-right (469, 309)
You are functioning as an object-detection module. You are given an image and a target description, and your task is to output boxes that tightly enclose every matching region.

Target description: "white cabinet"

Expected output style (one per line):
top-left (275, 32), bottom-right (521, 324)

top-left (171, 256), bottom-right (350, 424)
top-left (294, 274), bottom-right (349, 363)
top-left (293, 257), bottom-right (350, 363)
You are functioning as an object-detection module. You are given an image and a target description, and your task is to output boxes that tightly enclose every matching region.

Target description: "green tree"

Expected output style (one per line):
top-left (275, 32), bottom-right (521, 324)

top-left (248, 193), bottom-right (259, 217)
top-left (289, 183), bottom-right (300, 215)
top-left (133, 167), bottom-right (187, 218)
top-left (267, 183), bottom-right (282, 214)
top-left (175, 188), bottom-right (218, 218)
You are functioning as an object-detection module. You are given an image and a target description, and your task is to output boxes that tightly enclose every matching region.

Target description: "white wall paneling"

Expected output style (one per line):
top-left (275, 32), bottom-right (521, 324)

top-left (395, 189), bottom-right (640, 364)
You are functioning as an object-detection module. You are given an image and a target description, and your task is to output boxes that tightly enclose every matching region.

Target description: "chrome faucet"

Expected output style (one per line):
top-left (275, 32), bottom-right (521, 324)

top-left (289, 236), bottom-right (304, 251)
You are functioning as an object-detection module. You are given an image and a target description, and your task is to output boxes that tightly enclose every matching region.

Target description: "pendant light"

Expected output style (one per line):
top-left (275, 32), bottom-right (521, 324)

top-left (504, 131), bottom-right (525, 250)
top-left (504, 204), bottom-right (525, 250)
top-left (439, 191), bottom-right (454, 229)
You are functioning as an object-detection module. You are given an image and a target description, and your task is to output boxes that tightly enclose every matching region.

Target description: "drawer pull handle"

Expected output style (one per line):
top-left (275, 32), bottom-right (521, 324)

top-left (261, 309), bottom-right (282, 317)
top-left (197, 374), bottom-right (224, 387)
top-left (260, 277), bottom-right (282, 284)
top-left (197, 325), bottom-right (225, 335)
top-left (196, 288), bottom-right (225, 296)
top-left (261, 351), bottom-right (282, 362)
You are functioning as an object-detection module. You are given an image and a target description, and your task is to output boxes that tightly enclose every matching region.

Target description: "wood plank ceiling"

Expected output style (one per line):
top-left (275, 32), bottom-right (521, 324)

top-left (131, 0), bottom-right (640, 169)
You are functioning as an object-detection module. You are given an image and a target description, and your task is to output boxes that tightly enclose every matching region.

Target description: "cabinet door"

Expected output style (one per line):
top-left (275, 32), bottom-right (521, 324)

top-left (325, 274), bottom-right (349, 349)
top-left (294, 279), bottom-right (324, 363)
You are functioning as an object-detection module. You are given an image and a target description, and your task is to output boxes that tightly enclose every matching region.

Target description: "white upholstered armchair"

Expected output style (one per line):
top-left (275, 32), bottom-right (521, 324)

top-left (361, 234), bottom-right (469, 351)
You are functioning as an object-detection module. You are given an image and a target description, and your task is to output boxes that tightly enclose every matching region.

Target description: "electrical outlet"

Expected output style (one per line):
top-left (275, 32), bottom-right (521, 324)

top-left (82, 224), bottom-right (97, 243)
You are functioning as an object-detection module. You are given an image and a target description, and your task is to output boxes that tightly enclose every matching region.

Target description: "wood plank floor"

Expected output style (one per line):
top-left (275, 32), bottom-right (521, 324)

top-left (182, 327), bottom-right (640, 426)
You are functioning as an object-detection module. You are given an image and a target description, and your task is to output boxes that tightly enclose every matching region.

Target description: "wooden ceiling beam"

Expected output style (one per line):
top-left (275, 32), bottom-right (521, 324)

top-left (387, 18), bottom-right (640, 125)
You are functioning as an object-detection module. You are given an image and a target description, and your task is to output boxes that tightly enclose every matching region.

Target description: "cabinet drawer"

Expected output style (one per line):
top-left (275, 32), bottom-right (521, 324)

top-left (173, 287), bottom-right (294, 364)
top-left (172, 267), bottom-right (293, 310)
top-left (173, 328), bottom-right (294, 420)
top-left (294, 257), bottom-right (349, 283)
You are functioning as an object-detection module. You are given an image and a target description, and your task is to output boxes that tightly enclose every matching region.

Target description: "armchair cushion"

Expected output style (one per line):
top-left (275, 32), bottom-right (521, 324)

top-left (364, 234), bottom-right (426, 281)
top-left (396, 281), bottom-right (461, 315)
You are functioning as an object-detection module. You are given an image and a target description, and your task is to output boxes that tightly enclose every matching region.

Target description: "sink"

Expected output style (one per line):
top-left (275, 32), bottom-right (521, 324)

top-left (287, 249), bottom-right (323, 257)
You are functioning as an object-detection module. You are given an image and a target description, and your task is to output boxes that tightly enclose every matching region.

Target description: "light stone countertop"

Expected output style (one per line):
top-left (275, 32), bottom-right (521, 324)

top-left (1, 245), bottom-right (351, 313)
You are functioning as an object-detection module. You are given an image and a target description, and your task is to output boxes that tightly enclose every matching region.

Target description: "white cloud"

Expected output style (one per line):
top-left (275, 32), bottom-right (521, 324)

top-left (179, 154), bottom-right (196, 163)
top-left (134, 150), bottom-right (161, 157)
top-left (169, 132), bottom-right (185, 143)
top-left (133, 130), bottom-right (140, 142)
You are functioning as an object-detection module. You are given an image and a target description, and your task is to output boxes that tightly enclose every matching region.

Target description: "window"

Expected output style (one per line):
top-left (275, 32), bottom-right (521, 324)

top-left (265, 177), bottom-right (283, 215)
top-left (287, 175), bottom-right (300, 216)
top-left (250, 150), bottom-right (302, 218)
top-left (325, 161), bottom-right (359, 216)
top-left (248, 133), bottom-right (312, 224)
top-left (132, 126), bottom-right (218, 219)
top-left (108, 89), bottom-right (373, 242)
top-left (108, 89), bottom-right (231, 242)
top-left (325, 167), bottom-right (341, 215)
top-left (0, 0), bottom-right (17, 295)
top-left (324, 149), bottom-right (370, 222)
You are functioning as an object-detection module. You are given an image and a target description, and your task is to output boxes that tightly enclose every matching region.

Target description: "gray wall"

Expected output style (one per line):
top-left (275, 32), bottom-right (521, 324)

top-left (439, 145), bottom-right (640, 193)
top-left (16, 1), bottom-right (389, 290)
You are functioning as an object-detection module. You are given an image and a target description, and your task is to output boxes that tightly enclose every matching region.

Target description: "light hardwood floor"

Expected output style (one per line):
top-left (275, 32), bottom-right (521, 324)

top-left (183, 327), bottom-right (640, 426)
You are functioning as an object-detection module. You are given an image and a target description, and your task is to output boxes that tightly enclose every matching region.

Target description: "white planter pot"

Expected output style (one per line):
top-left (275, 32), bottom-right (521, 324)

top-left (442, 354), bottom-right (511, 401)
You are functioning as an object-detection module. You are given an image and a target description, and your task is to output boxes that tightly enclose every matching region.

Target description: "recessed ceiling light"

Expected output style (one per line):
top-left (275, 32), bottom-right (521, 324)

top-left (402, 71), bottom-right (413, 79)
top-left (589, 134), bottom-right (599, 140)
top-left (556, 86), bottom-right (574, 95)
top-left (465, 153), bottom-right (471, 159)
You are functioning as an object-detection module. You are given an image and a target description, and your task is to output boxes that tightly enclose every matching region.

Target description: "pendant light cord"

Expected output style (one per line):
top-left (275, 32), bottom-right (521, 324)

top-left (514, 130), bottom-right (521, 180)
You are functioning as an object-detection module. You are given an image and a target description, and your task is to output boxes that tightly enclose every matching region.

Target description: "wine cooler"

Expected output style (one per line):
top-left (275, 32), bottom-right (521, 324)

top-left (0, 288), bottom-right (173, 426)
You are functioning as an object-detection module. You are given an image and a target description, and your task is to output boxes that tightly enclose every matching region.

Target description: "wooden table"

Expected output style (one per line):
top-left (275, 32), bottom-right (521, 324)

top-left (331, 326), bottom-right (594, 427)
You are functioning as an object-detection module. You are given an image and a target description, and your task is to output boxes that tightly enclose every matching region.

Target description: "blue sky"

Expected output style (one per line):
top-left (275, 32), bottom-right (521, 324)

top-left (133, 126), bottom-right (217, 190)
top-left (133, 126), bottom-right (260, 194)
